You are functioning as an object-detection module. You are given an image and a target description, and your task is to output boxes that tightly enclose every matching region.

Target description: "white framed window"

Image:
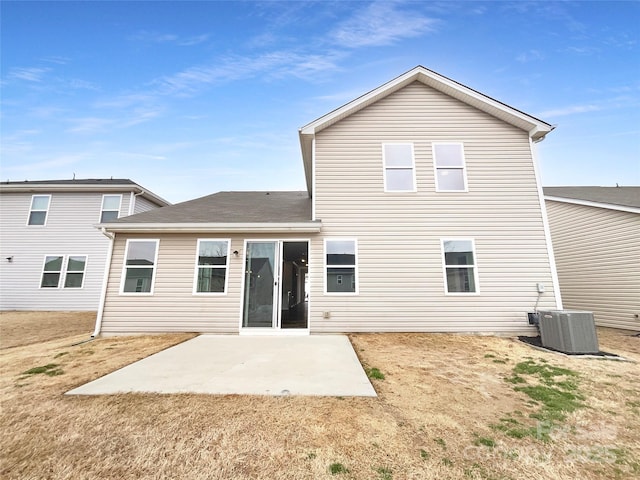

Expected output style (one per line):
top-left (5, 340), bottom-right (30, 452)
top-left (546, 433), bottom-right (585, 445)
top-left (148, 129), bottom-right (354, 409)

top-left (100, 194), bottom-right (122, 223)
top-left (383, 143), bottom-right (416, 192)
top-left (193, 239), bottom-right (230, 294)
top-left (41, 255), bottom-right (64, 288)
top-left (433, 143), bottom-right (468, 192)
top-left (39, 254), bottom-right (87, 288)
top-left (121, 239), bottom-right (159, 294)
top-left (325, 239), bottom-right (358, 294)
top-left (28, 195), bottom-right (51, 225)
top-left (441, 239), bottom-right (479, 294)
top-left (64, 256), bottom-right (87, 288)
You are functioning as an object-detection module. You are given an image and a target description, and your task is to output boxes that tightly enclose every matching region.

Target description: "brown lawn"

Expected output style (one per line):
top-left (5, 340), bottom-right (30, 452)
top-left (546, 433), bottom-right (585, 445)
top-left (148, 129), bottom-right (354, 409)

top-left (1, 312), bottom-right (638, 479)
top-left (0, 310), bottom-right (95, 348)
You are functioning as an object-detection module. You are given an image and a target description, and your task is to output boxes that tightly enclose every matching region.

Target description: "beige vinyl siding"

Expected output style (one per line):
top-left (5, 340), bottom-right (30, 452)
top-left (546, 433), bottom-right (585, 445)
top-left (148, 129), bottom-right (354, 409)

top-left (311, 81), bottom-right (558, 334)
top-left (0, 192), bottom-right (111, 310)
top-left (100, 233), bottom-right (313, 334)
top-left (546, 200), bottom-right (640, 330)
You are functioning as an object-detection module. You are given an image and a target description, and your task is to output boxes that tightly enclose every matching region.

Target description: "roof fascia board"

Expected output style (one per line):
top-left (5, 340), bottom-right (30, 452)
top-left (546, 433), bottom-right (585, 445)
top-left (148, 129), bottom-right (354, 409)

top-left (545, 195), bottom-right (640, 214)
top-left (1, 183), bottom-right (171, 206)
top-left (99, 221), bottom-right (323, 233)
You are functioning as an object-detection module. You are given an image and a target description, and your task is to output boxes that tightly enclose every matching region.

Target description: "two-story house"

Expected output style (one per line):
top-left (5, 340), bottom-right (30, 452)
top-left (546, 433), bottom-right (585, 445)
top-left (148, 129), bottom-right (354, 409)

top-left (0, 179), bottom-right (170, 311)
top-left (93, 66), bottom-right (562, 336)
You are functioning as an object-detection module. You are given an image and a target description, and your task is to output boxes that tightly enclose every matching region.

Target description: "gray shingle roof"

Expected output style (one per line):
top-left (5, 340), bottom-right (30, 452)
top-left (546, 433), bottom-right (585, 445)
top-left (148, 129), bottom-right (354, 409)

top-left (544, 186), bottom-right (640, 209)
top-left (1, 178), bottom-right (136, 186)
top-left (112, 191), bottom-right (311, 224)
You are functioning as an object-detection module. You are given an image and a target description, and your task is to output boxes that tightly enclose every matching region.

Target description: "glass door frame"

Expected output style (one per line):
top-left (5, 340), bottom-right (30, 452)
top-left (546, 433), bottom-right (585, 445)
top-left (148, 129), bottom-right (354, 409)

top-left (239, 238), bottom-right (310, 335)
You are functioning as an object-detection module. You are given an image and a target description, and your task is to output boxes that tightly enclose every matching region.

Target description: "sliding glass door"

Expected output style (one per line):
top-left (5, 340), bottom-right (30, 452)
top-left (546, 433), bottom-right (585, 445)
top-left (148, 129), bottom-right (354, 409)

top-left (242, 241), bottom-right (278, 328)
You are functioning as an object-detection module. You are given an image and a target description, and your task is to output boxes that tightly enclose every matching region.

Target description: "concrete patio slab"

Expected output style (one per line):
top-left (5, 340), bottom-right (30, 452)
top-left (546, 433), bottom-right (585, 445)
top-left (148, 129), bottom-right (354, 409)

top-left (66, 335), bottom-right (377, 397)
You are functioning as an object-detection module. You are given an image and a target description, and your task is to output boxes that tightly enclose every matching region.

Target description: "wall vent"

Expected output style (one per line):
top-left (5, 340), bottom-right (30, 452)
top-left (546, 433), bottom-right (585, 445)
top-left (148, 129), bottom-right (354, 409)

top-left (538, 310), bottom-right (599, 354)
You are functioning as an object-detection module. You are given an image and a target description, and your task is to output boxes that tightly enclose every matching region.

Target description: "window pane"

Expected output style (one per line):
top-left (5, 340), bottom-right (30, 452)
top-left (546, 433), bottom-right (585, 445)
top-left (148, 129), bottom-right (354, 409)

top-left (386, 168), bottom-right (414, 191)
top-left (100, 210), bottom-right (119, 223)
top-left (198, 241), bottom-right (228, 266)
top-left (44, 256), bottom-right (63, 271)
top-left (436, 168), bottom-right (465, 191)
top-left (126, 241), bottom-right (156, 266)
top-left (384, 144), bottom-right (413, 167)
top-left (326, 241), bottom-right (356, 266)
top-left (32, 196), bottom-right (50, 210)
top-left (434, 144), bottom-right (464, 167)
top-left (123, 268), bottom-right (153, 292)
top-left (445, 250), bottom-right (474, 266)
top-left (327, 268), bottom-right (356, 293)
top-left (41, 272), bottom-right (60, 288)
top-left (28, 211), bottom-right (47, 225)
top-left (197, 267), bottom-right (226, 293)
top-left (102, 195), bottom-right (121, 210)
top-left (67, 256), bottom-right (86, 272)
top-left (64, 273), bottom-right (84, 288)
top-left (446, 267), bottom-right (476, 293)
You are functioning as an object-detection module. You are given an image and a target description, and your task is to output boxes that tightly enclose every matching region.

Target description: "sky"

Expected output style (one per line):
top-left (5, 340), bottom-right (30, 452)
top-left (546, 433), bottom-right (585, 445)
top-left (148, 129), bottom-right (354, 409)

top-left (1, 1), bottom-right (639, 203)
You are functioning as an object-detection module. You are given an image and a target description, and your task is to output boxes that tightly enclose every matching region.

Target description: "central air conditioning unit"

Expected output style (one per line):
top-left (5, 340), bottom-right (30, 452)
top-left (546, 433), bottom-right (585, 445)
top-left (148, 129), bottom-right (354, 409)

top-left (538, 310), bottom-right (599, 354)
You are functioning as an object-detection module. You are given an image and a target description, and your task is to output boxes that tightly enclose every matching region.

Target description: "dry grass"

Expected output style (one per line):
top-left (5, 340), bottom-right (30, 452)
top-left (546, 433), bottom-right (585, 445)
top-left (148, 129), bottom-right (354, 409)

top-left (0, 311), bottom-right (96, 348)
top-left (1, 312), bottom-right (638, 480)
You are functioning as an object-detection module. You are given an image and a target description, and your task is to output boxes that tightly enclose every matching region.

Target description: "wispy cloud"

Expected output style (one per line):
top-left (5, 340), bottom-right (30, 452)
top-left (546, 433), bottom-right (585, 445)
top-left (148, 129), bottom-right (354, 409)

top-left (516, 49), bottom-right (544, 63)
top-left (66, 117), bottom-right (115, 134)
top-left (329, 1), bottom-right (437, 48)
top-left (130, 30), bottom-right (210, 46)
top-left (41, 56), bottom-right (70, 65)
top-left (539, 104), bottom-right (601, 118)
top-left (7, 67), bottom-right (51, 82)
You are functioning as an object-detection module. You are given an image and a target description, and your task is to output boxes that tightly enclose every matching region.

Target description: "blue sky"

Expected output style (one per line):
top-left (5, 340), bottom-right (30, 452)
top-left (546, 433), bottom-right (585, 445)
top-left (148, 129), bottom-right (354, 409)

top-left (2, 1), bottom-right (639, 203)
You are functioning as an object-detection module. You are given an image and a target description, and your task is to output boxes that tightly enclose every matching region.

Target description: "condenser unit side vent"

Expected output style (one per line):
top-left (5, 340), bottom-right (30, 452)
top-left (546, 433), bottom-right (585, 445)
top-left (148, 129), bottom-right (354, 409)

top-left (538, 310), bottom-right (599, 354)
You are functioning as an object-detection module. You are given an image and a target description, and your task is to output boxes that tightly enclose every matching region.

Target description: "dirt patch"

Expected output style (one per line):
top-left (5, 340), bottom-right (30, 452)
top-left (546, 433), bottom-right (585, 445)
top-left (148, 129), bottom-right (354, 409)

top-left (0, 311), bottom-right (95, 349)
top-left (1, 318), bottom-right (638, 479)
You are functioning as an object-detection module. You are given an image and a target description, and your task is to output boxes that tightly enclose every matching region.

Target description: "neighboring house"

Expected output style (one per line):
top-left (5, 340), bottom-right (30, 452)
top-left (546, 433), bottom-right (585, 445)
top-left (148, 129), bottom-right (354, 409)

top-left (544, 186), bottom-right (640, 331)
top-left (0, 179), bottom-right (170, 311)
top-left (95, 66), bottom-right (562, 336)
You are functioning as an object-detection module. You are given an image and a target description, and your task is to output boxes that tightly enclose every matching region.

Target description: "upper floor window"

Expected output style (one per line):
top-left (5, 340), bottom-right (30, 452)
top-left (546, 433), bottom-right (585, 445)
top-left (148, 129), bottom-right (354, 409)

top-left (325, 239), bottom-right (358, 294)
top-left (100, 195), bottom-right (122, 222)
top-left (433, 143), bottom-right (468, 192)
top-left (442, 239), bottom-right (479, 294)
top-left (121, 240), bottom-right (159, 294)
top-left (194, 239), bottom-right (230, 294)
top-left (28, 195), bottom-right (50, 225)
top-left (383, 143), bottom-right (416, 192)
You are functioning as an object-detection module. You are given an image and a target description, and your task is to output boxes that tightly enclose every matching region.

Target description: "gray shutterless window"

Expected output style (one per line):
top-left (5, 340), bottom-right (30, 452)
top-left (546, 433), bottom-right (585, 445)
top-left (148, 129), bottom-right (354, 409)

top-left (28, 195), bottom-right (51, 225)
top-left (325, 239), bottom-right (358, 294)
top-left (194, 239), bottom-right (229, 293)
top-left (433, 143), bottom-right (468, 192)
top-left (442, 239), bottom-right (479, 294)
top-left (100, 195), bottom-right (122, 222)
top-left (383, 143), bottom-right (416, 192)
top-left (121, 240), bottom-right (159, 293)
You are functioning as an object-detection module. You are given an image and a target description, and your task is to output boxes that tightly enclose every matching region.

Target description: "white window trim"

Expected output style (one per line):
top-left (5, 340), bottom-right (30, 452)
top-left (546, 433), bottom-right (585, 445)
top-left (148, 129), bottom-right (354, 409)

top-left (382, 142), bottom-right (417, 192)
top-left (324, 238), bottom-right (359, 295)
top-left (192, 238), bottom-right (231, 295)
top-left (432, 142), bottom-right (468, 192)
top-left (27, 194), bottom-right (51, 226)
top-left (119, 239), bottom-right (160, 295)
top-left (63, 255), bottom-right (88, 289)
top-left (440, 238), bottom-right (480, 295)
top-left (100, 194), bottom-right (123, 223)
top-left (39, 254), bottom-right (64, 289)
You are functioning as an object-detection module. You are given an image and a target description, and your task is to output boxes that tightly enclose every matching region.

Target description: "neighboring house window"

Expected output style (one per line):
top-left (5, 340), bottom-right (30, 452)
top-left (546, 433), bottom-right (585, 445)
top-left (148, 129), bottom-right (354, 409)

top-left (325, 239), bottom-right (358, 294)
top-left (121, 240), bottom-right (159, 294)
top-left (64, 256), bottom-right (87, 288)
top-left (433, 143), bottom-right (467, 192)
top-left (442, 239), bottom-right (479, 294)
top-left (100, 195), bottom-right (122, 222)
top-left (41, 255), bottom-right (63, 287)
top-left (383, 143), bottom-right (416, 192)
top-left (194, 239), bottom-right (229, 294)
top-left (28, 195), bottom-right (51, 225)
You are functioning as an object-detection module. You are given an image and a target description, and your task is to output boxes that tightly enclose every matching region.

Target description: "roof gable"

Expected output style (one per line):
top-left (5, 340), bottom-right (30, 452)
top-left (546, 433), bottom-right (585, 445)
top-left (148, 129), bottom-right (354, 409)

top-left (299, 66), bottom-right (554, 194)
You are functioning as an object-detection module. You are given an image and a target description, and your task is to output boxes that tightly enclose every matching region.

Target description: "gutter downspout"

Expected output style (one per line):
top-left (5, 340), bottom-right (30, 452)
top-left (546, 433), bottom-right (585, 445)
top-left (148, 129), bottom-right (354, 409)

top-left (530, 135), bottom-right (563, 310)
top-left (92, 227), bottom-right (115, 337)
top-left (128, 190), bottom-right (146, 216)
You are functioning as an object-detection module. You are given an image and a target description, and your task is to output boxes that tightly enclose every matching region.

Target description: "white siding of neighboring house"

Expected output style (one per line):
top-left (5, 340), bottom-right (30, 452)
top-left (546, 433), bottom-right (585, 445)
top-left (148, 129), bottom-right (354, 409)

top-left (133, 195), bottom-right (161, 214)
top-left (545, 200), bottom-right (640, 331)
top-left (0, 192), bottom-right (117, 310)
top-left (309, 81), bottom-right (559, 334)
